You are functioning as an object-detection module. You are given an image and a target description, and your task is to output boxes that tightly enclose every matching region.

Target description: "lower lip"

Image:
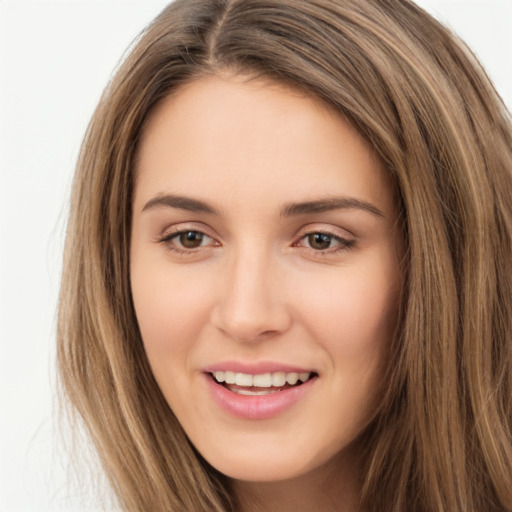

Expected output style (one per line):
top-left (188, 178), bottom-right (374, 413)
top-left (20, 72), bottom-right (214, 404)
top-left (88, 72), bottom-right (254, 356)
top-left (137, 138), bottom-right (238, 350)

top-left (204, 374), bottom-right (316, 420)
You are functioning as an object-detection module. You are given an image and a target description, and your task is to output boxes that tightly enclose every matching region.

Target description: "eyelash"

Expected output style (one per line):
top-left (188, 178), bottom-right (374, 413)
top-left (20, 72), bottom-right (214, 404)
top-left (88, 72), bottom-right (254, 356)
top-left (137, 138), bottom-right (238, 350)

top-left (294, 231), bottom-right (356, 254)
top-left (158, 229), bottom-right (218, 256)
top-left (157, 228), bottom-right (355, 256)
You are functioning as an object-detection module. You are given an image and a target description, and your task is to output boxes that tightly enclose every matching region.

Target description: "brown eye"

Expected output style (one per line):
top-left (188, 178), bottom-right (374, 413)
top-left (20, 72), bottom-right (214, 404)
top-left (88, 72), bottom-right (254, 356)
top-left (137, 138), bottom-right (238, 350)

top-left (178, 231), bottom-right (205, 248)
top-left (307, 233), bottom-right (334, 250)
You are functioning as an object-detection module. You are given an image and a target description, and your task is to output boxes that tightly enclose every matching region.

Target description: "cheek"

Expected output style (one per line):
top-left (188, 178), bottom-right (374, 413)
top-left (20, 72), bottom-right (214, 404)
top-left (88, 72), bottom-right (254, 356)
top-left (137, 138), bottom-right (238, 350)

top-left (130, 260), bottom-right (214, 360)
top-left (301, 267), bottom-right (400, 436)
top-left (297, 254), bottom-right (400, 373)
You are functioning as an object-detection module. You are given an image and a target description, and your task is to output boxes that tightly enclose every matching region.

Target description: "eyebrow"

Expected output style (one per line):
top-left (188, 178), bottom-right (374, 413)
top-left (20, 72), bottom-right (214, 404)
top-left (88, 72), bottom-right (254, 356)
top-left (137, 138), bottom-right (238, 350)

top-left (141, 194), bottom-right (384, 218)
top-left (142, 194), bottom-right (219, 215)
top-left (281, 197), bottom-right (384, 218)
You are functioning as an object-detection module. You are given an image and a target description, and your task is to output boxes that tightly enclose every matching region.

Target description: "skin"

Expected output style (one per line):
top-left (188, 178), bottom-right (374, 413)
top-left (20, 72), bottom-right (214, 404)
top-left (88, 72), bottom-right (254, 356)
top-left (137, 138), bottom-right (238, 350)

top-left (130, 74), bottom-right (403, 511)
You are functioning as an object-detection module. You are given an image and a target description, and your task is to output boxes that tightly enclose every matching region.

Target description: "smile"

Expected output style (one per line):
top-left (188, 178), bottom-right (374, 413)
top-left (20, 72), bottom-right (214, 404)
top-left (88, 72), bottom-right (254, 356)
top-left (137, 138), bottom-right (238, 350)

top-left (205, 368), bottom-right (318, 419)
top-left (212, 371), bottom-right (312, 395)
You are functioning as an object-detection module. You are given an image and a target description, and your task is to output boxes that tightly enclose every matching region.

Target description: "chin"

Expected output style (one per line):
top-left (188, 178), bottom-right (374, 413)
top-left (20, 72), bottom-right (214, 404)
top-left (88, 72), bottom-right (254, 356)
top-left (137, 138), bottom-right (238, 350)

top-left (199, 435), bottom-right (350, 484)
top-left (218, 459), bottom-right (304, 482)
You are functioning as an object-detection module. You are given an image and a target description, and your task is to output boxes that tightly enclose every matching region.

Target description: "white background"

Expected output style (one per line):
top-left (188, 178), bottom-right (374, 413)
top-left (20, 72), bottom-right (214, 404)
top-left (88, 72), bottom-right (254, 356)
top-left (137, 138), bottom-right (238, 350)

top-left (1, 1), bottom-right (511, 511)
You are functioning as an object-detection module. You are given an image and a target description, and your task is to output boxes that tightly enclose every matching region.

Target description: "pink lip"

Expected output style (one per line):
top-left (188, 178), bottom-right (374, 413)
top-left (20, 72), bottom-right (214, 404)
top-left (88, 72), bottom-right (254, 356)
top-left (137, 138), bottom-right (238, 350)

top-left (203, 371), bottom-right (317, 420)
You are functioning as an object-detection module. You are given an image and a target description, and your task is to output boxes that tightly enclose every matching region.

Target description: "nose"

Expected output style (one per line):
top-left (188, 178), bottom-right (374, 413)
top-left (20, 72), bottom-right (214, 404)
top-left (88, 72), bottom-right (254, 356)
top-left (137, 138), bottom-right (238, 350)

top-left (211, 247), bottom-right (292, 343)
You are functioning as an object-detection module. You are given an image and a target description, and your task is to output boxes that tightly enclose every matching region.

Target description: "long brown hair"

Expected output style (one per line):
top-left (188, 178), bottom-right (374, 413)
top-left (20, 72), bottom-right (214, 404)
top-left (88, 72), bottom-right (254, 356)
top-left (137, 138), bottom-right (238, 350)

top-left (58, 1), bottom-right (512, 510)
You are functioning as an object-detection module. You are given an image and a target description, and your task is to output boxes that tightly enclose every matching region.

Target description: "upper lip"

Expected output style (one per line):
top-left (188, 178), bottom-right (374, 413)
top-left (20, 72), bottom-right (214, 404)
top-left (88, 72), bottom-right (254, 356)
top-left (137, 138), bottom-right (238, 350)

top-left (203, 361), bottom-right (316, 375)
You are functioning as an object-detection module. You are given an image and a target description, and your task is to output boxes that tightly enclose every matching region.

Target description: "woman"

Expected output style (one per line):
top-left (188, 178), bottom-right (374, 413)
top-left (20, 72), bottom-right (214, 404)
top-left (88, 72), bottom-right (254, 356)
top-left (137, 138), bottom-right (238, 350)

top-left (58, 0), bottom-right (512, 511)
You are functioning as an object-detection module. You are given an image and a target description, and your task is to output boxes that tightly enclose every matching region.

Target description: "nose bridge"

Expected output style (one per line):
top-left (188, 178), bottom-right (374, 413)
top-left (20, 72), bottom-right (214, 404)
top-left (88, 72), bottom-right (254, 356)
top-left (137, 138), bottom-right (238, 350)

top-left (213, 242), bottom-right (290, 342)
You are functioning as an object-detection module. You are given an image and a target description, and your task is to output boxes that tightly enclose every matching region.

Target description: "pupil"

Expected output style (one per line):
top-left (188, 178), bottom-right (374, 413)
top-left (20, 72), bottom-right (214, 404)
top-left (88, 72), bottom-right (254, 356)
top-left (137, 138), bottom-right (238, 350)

top-left (180, 231), bottom-right (203, 248)
top-left (309, 233), bottom-right (332, 250)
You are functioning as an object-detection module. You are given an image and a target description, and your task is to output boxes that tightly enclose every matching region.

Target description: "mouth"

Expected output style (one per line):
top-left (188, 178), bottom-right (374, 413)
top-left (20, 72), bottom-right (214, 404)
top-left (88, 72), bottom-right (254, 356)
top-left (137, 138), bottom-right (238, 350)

top-left (209, 370), bottom-right (318, 396)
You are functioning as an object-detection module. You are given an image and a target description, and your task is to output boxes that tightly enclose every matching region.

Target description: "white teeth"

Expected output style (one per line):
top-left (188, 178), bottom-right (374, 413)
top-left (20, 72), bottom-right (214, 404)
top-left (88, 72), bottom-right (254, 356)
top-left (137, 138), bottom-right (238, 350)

top-left (286, 372), bottom-right (299, 385)
top-left (235, 373), bottom-right (253, 386)
top-left (272, 372), bottom-right (286, 387)
top-left (253, 373), bottom-right (272, 387)
top-left (213, 370), bottom-right (312, 387)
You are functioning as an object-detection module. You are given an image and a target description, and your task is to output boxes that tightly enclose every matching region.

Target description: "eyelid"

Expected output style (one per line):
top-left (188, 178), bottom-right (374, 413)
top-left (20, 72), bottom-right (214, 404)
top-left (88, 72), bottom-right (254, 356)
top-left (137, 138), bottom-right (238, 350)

top-left (162, 230), bottom-right (215, 246)
top-left (293, 222), bottom-right (355, 241)
top-left (155, 223), bottom-right (222, 256)
top-left (156, 222), bottom-right (218, 242)
top-left (292, 224), bottom-right (356, 255)
top-left (296, 232), bottom-right (354, 250)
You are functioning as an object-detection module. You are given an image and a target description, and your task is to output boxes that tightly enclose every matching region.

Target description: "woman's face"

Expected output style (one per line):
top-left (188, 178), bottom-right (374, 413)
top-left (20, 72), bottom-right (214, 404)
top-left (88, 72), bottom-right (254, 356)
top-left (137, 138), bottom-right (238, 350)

top-left (130, 74), bottom-right (402, 485)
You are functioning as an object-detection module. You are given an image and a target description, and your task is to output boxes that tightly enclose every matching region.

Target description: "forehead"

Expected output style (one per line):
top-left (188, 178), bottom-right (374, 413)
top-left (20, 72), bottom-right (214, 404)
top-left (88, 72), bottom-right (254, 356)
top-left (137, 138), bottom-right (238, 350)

top-left (134, 74), bottom-right (396, 219)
